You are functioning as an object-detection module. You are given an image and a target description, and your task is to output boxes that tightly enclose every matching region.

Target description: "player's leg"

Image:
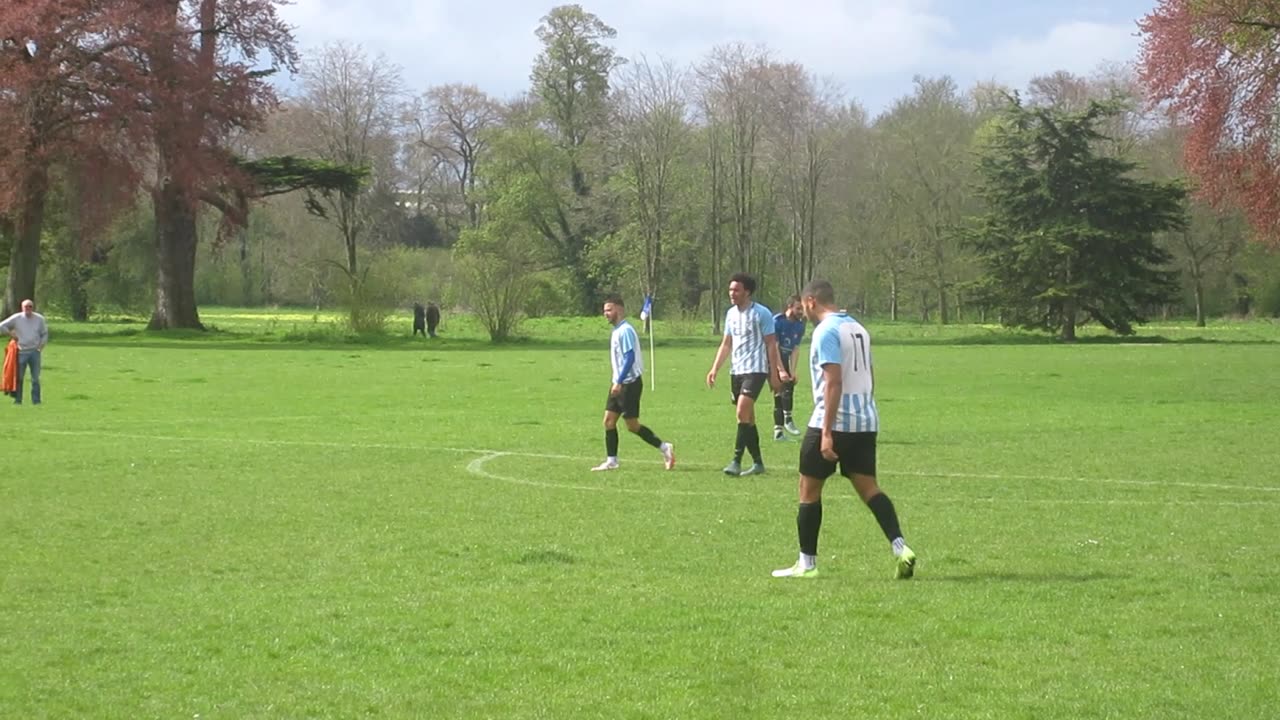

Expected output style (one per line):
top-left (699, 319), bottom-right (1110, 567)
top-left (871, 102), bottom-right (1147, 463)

top-left (622, 383), bottom-right (675, 469)
top-left (843, 433), bottom-right (915, 578)
top-left (772, 377), bottom-right (786, 440)
top-left (593, 397), bottom-right (623, 470)
top-left (783, 379), bottom-right (801, 434)
top-left (725, 376), bottom-right (747, 474)
top-left (773, 428), bottom-right (832, 578)
top-left (774, 356), bottom-right (794, 438)
top-left (737, 374), bottom-right (766, 473)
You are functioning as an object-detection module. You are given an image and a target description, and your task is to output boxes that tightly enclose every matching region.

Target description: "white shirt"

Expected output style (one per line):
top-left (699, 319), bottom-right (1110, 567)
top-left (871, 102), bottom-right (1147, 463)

top-left (0, 312), bottom-right (48, 351)
top-left (723, 302), bottom-right (775, 375)
top-left (610, 320), bottom-right (643, 384)
top-left (808, 312), bottom-right (878, 433)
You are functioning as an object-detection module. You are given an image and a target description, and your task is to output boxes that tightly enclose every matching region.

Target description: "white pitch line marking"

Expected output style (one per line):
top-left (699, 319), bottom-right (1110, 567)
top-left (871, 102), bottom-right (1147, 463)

top-left (38, 429), bottom-right (1280, 501)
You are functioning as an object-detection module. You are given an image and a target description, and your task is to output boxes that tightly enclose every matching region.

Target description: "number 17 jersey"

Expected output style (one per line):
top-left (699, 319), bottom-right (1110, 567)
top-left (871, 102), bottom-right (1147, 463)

top-left (808, 312), bottom-right (879, 433)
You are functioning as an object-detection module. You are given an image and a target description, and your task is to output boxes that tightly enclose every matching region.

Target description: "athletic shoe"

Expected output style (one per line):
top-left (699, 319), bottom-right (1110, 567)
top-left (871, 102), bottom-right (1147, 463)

top-left (773, 427), bottom-right (786, 441)
top-left (661, 443), bottom-right (676, 470)
top-left (784, 420), bottom-right (802, 435)
top-left (739, 462), bottom-right (766, 476)
top-left (591, 460), bottom-right (619, 472)
top-left (895, 546), bottom-right (917, 579)
top-left (723, 460), bottom-right (742, 476)
top-left (771, 562), bottom-right (819, 578)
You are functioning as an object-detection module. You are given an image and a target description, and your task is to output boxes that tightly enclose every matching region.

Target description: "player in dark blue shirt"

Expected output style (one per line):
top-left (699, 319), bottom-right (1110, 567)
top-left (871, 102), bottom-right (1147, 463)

top-left (772, 295), bottom-right (806, 440)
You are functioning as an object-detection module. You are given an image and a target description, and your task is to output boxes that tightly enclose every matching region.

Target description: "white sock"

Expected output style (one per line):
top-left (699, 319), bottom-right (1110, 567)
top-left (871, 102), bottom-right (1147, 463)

top-left (660, 442), bottom-right (671, 453)
top-left (800, 553), bottom-right (817, 570)
top-left (607, 456), bottom-right (618, 464)
top-left (891, 537), bottom-right (905, 557)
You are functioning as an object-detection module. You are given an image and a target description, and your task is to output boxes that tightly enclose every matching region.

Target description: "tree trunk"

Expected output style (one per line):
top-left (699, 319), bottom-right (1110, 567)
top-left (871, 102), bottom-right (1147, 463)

top-left (889, 272), bottom-right (899, 321)
top-left (1060, 299), bottom-right (1077, 342)
top-left (149, 182), bottom-right (204, 330)
top-left (1061, 259), bottom-right (1076, 341)
top-left (61, 262), bottom-right (91, 321)
top-left (1194, 278), bottom-right (1206, 327)
top-left (3, 165), bottom-right (49, 317)
top-left (240, 227), bottom-right (254, 305)
top-left (345, 233), bottom-right (358, 278)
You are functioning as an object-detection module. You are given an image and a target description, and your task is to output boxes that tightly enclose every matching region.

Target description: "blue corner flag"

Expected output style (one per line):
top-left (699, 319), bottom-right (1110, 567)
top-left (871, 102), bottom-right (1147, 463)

top-left (640, 294), bottom-right (653, 322)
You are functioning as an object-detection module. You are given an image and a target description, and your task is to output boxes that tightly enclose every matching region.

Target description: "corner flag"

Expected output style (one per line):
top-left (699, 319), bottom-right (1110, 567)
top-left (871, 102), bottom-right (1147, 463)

top-left (640, 294), bottom-right (655, 389)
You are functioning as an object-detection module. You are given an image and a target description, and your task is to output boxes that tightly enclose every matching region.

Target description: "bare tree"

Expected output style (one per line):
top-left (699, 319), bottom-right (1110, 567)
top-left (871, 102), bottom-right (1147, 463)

top-left (406, 84), bottom-right (501, 232)
top-left (614, 55), bottom-right (692, 325)
top-left (765, 63), bottom-right (839, 293)
top-left (696, 43), bottom-right (773, 276)
top-left (875, 76), bottom-right (976, 323)
top-left (292, 41), bottom-right (403, 279)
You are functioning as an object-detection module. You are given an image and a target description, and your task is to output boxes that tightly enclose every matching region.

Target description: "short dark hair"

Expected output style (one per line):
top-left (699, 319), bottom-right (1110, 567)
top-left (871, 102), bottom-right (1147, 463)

top-left (729, 272), bottom-right (756, 294)
top-left (603, 294), bottom-right (625, 307)
top-left (800, 279), bottom-right (836, 307)
top-left (787, 294), bottom-right (801, 305)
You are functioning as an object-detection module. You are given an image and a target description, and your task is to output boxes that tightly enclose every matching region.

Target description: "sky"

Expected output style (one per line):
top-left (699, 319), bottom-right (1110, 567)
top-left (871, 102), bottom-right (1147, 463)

top-left (276, 0), bottom-right (1160, 115)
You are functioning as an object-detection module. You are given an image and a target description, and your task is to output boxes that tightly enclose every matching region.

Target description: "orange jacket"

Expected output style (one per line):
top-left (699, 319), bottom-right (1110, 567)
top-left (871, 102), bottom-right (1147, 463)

top-left (1, 338), bottom-right (16, 394)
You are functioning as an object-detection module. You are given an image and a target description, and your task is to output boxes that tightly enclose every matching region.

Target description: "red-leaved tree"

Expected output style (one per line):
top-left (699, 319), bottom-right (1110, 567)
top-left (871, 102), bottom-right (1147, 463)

top-left (1139, 0), bottom-right (1280, 247)
top-left (0, 0), bottom-right (150, 315)
top-left (140, 0), bottom-right (297, 329)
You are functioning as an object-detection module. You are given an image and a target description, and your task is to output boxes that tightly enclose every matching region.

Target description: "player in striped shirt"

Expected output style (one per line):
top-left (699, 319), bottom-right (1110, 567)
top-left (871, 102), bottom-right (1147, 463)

top-left (591, 295), bottom-right (676, 472)
top-left (706, 273), bottom-right (789, 476)
top-left (771, 279), bottom-right (916, 580)
top-left (771, 295), bottom-right (806, 441)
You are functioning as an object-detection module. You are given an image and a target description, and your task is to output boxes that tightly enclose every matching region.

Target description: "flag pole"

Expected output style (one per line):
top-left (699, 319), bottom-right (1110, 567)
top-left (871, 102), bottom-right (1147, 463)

top-left (642, 294), bottom-right (655, 390)
top-left (649, 315), bottom-right (656, 390)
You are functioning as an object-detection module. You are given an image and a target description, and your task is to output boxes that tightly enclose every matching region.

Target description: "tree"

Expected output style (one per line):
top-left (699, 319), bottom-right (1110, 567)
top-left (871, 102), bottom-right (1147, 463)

top-left (766, 63), bottom-right (837, 294)
top-left (875, 76), bottom-right (976, 323)
top-left (140, 0), bottom-right (298, 330)
top-left (696, 44), bottom-right (773, 277)
top-left (531, 3), bottom-right (622, 196)
top-left (0, 0), bottom-right (149, 315)
top-left (407, 84), bottom-right (500, 232)
top-left (522, 4), bottom-right (623, 311)
top-left (292, 41), bottom-right (403, 280)
top-left (1139, 0), bottom-right (1280, 246)
top-left (613, 55), bottom-right (692, 326)
top-left (967, 97), bottom-right (1185, 340)
top-left (1141, 122), bottom-right (1246, 325)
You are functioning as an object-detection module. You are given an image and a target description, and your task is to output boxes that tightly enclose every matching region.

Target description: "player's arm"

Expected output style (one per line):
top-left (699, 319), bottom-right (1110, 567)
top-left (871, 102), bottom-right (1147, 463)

top-left (613, 348), bottom-right (635, 395)
top-left (764, 334), bottom-right (788, 391)
top-left (706, 334), bottom-right (732, 387)
top-left (761, 309), bottom-right (787, 384)
top-left (820, 362), bottom-right (842, 460)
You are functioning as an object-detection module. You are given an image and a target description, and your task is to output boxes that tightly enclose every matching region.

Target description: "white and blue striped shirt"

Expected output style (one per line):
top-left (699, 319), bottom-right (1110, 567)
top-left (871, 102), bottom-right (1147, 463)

top-left (808, 312), bottom-right (879, 433)
top-left (724, 302), bottom-right (776, 375)
top-left (610, 320), bottom-right (644, 384)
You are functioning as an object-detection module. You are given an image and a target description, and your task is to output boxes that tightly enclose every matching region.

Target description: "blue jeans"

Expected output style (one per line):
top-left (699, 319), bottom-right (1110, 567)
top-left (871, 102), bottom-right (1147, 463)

top-left (14, 349), bottom-right (40, 404)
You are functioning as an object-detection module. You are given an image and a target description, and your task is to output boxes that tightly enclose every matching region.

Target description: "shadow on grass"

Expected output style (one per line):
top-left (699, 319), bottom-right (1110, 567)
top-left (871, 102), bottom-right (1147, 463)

top-left (928, 571), bottom-right (1125, 583)
top-left (51, 327), bottom-right (725, 352)
top-left (47, 321), bottom-right (1280, 351)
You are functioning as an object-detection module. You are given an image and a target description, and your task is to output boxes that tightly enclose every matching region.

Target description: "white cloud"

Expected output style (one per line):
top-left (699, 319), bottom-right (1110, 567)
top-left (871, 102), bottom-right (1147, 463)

top-left (609, 0), bottom-right (954, 79)
top-left (273, 1), bottom-right (1144, 111)
top-left (954, 20), bottom-right (1141, 86)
